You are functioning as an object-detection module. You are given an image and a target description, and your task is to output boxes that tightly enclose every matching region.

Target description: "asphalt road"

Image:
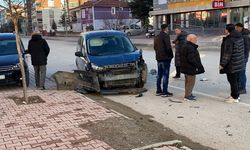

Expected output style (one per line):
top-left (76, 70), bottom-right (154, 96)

top-left (22, 37), bottom-right (250, 150)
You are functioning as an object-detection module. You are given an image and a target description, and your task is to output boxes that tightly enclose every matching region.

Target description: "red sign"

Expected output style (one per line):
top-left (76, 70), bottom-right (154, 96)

top-left (212, 0), bottom-right (224, 8)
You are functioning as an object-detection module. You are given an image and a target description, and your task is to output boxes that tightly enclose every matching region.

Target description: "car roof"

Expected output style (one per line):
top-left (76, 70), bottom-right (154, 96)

top-left (82, 30), bottom-right (126, 39)
top-left (0, 33), bottom-right (16, 40)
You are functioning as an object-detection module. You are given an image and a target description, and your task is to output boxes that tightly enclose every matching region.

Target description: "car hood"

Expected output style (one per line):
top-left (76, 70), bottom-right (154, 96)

top-left (0, 54), bottom-right (19, 66)
top-left (88, 51), bottom-right (141, 66)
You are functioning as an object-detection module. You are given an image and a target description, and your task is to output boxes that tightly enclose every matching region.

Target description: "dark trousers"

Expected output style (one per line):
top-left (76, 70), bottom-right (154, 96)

top-left (157, 59), bottom-right (171, 94)
top-left (226, 73), bottom-right (240, 99)
top-left (175, 66), bottom-right (181, 77)
top-left (33, 65), bottom-right (46, 88)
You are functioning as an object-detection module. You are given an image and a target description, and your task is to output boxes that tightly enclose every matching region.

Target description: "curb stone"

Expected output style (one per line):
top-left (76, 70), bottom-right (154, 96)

top-left (131, 140), bottom-right (183, 150)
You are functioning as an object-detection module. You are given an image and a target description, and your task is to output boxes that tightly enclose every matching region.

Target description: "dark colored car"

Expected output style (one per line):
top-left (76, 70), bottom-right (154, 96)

top-left (75, 30), bottom-right (147, 90)
top-left (0, 33), bottom-right (29, 86)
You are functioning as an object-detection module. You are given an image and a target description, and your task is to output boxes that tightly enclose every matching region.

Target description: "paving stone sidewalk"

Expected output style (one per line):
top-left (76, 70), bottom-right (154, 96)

top-left (0, 67), bottom-right (181, 150)
top-left (0, 89), bottom-right (181, 150)
top-left (0, 89), bottom-right (121, 150)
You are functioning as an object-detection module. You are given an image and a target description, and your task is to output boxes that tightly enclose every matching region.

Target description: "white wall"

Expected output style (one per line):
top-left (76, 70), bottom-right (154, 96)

top-left (93, 19), bottom-right (139, 30)
top-left (42, 8), bottom-right (64, 32)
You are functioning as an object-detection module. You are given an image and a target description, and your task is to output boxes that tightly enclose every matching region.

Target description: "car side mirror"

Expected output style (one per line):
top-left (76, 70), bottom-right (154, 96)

top-left (75, 51), bottom-right (84, 57)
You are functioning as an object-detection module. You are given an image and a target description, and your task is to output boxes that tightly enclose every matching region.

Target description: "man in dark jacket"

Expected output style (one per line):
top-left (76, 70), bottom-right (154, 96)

top-left (154, 24), bottom-right (174, 97)
top-left (220, 24), bottom-right (245, 103)
top-left (27, 31), bottom-right (50, 90)
top-left (173, 27), bottom-right (187, 79)
top-left (180, 34), bottom-right (205, 101)
top-left (235, 23), bottom-right (250, 94)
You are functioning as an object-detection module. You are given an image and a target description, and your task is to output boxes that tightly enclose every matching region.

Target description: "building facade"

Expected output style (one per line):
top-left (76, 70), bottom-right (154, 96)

top-left (150, 0), bottom-right (250, 30)
top-left (70, 0), bottom-right (137, 32)
top-left (32, 0), bottom-right (89, 32)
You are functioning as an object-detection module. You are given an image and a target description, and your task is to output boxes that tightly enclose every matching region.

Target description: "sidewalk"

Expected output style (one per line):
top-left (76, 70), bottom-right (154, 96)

top-left (0, 71), bottom-right (183, 149)
top-left (0, 89), bottom-right (118, 150)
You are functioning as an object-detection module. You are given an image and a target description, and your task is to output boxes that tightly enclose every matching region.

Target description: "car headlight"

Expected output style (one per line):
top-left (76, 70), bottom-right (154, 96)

top-left (91, 63), bottom-right (104, 71)
top-left (12, 63), bottom-right (20, 70)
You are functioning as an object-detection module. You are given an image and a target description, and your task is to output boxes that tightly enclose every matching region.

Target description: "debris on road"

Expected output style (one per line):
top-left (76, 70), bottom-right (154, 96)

top-left (189, 106), bottom-right (200, 109)
top-left (177, 116), bottom-right (184, 119)
top-left (136, 93), bottom-right (144, 98)
top-left (200, 78), bottom-right (208, 81)
top-left (150, 69), bottom-right (157, 75)
top-left (225, 130), bottom-right (233, 136)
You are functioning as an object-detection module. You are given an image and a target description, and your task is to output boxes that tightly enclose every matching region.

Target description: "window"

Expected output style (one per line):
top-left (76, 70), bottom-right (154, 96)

top-left (87, 35), bottom-right (135, 56)
top-left (82, 9), bottom-right (86, 19)
top-left (111, 7), bottom-right (116, 15)
top-left (0, 40), bottom-right (18, 55)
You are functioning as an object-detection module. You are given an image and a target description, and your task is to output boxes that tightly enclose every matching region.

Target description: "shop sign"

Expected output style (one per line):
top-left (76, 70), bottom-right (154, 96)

top-left (212, 0), bottom-right (224, 8)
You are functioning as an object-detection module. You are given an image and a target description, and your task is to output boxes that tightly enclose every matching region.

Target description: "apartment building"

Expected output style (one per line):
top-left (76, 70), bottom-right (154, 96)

top-left (32, 0), bottom-right (88, 32)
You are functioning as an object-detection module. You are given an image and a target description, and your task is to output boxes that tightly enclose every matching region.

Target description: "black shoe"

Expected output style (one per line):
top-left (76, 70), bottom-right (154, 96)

top-left (184, 95), bottom-right (197, 101)
top-left (156, 92), bottom-right (162, 96)
top-left (39, 86), bottom-right (45, 90)
top-left (173, 76), bottom-right (181, 79)
top-left (161, 92), bottom-right (173, 97)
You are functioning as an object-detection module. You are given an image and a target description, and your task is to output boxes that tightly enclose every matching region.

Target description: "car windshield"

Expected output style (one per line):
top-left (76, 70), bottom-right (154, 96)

top-left (0, 39), bottom-right (18, 55)
top-left (87, 35), bottom-right (135, 56)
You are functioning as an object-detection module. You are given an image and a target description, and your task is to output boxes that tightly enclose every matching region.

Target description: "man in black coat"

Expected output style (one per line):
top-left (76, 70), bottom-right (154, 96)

top-left (235, 23), bottom-right (250, 94)
top-left (220, 24), bottom-right (245, 103)
top-left (27, 31), bottom-right (50, 90)
top-left (173, 27), bottom-right (187, 79)
top-left (154, 24), bottom-right (174, 97)
top-left (180, 34), bottom-right (204, 101)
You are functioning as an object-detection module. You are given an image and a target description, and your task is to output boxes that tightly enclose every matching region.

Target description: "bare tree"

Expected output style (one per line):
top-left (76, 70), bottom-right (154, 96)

top-left (0, 0), bottom-right (28, 102)
top-left (102, 10), bottom-right (126, 30)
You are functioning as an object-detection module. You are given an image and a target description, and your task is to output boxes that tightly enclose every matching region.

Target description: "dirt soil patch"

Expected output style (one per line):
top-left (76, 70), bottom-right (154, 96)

top-left (80, 117), bottom-right (183, 150)
top-left (9, 96), bottom-right (45, 105)
top-left (83, 94), bottom-right (215, 150)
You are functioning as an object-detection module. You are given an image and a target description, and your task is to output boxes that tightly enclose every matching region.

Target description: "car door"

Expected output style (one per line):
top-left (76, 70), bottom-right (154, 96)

top-left (134, 24), bottom-right (141, 35)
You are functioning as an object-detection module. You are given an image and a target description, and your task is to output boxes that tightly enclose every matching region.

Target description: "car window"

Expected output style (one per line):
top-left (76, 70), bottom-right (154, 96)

top-left (87, 35), bottom-right (135, 56)
top-left (0, 39), bottom-right (18, 55)
top-left (135, 25), bottom-right (140, 29)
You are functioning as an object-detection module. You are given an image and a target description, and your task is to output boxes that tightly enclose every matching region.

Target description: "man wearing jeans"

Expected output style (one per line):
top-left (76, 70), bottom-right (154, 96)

top-left (235, 23), bottom-right (250, 94)
top-left (154, 24), bottom-right (174, 97)
top-left (220, 24), bottom-right (245, 103)
top-left (27, 31), bottom-right (50, 90)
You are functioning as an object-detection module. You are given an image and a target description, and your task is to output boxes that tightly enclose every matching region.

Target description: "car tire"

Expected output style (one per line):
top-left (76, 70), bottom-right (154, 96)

top-left (127, 32), bottom-right (132, 36)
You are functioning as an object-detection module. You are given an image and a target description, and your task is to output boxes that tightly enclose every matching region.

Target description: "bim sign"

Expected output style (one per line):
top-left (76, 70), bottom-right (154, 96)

top-left (212, 0), bottom-right (224, 8)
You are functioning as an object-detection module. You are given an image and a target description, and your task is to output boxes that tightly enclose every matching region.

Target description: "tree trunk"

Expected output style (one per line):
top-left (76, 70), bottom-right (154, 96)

top-left (13, 18), bottom-right (28, 103)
